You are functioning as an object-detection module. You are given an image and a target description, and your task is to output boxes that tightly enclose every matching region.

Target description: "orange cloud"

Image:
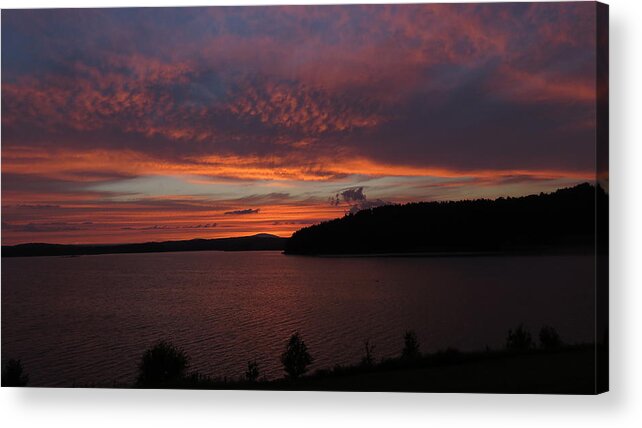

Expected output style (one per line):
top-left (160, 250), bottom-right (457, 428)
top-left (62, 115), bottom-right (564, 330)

top-left (2, 147), bottom-right (594, 184)
top-left (228, 79), bottom-right (382, 134)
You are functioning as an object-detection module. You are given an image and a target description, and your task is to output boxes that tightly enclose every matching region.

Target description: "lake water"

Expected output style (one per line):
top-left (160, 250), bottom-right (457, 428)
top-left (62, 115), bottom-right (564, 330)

top-left (1, 251), bottom-right (595, 387)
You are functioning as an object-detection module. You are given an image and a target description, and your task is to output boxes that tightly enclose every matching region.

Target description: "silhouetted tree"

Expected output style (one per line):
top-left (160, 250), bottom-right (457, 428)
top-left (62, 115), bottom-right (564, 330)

top-left (137, 341), bottom-right (189, 386)
top-left (245, 360), bottom-right (260, 382)
top-left (2, 359), bottom-right (29, 387)
top-left (361, 339), bottom-right (376, 367)
top-left (506, 324), bottom-right (533, 350)
top-left (402, 330), bottom-right (420, 359)
top-left (280, 332), bottom-right (313, 379)
top-left (539, 325), bottom-right (562, 349)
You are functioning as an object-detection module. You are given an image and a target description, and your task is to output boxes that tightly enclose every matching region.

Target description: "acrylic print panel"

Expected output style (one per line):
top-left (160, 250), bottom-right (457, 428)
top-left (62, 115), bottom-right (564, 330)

top-left (1, 2), bottom-right (608, 394)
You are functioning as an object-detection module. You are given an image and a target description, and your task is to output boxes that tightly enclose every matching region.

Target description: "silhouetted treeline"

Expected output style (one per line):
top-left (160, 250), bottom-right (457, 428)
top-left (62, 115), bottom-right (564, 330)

top-left (2, 234), bottom-right (287, 258)
top-left (285, 183), bottom-right (607, 255)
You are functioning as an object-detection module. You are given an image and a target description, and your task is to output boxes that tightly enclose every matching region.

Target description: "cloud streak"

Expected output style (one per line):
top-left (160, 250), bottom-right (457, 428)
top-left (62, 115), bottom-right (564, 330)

top-left (224, 209), bottom-right (260, 216)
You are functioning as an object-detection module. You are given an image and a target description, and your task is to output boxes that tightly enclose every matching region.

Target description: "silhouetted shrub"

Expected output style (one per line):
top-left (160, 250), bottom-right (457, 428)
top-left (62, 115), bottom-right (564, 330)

top-left (506, 324), bottom-right (533, 350)
top-left (402, 330), bottom-right (420, 359)
top-left (360, 339), bottom-right (376, 367)
top-left (2, 359), bottom-right (29, 387)
top-left (280, 332), bottom-right (313, 379)
top-left (539, 325), bottom-right (562, 349)
top-left (137, 341), bottom-right (189, 386)
top-left (245, 360), bottom-right (260, 382)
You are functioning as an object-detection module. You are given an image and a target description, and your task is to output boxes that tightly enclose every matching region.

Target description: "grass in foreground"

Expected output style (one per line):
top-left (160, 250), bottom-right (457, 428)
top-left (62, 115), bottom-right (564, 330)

top-left (131, 344), bottom-right (601, 394)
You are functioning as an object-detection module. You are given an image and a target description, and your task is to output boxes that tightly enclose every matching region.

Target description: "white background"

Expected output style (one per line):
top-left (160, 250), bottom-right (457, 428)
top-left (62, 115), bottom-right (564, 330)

top-left (0, 0), bottom-right (640, 427)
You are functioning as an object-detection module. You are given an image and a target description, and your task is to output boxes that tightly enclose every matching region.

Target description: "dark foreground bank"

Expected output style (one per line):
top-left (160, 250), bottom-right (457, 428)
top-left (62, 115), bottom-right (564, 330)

top-left (2, 346), bottom-right (603, 394)
top-left (298, 346), bottom-right (600, 394)
top-left (135, 345), bottom-right (602, 395)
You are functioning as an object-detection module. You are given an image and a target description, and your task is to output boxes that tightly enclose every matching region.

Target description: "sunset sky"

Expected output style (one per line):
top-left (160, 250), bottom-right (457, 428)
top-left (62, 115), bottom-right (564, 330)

top-left (1, 3), bottom-right (599, 245)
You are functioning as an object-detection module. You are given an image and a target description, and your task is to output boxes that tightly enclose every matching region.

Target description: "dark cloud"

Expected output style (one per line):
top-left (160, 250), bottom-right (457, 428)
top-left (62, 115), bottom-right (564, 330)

top-left (121, 223), bottom-right (217, 230)
top-left (181, 223), bottom-right (218, 229)
top-left (329, 187), bottom-right (365, 206)
top-left (224, 208), bottom-right (260, 215)
top-left (341, 187), bottom-right (366, 203)
top-left (330, 187), bottom-right (390, 214)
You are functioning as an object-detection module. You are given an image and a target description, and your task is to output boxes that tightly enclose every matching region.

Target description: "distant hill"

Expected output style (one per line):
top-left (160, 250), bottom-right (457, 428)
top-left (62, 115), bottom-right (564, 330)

top-left (2, 234), bottom-right (286, 258)
top-left (285, 183), bottom-right (607, 256)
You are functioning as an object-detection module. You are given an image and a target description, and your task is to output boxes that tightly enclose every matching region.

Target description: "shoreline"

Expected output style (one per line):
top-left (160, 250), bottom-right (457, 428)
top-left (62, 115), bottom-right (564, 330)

top-left (284, 246), bottom-right (596, 258)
